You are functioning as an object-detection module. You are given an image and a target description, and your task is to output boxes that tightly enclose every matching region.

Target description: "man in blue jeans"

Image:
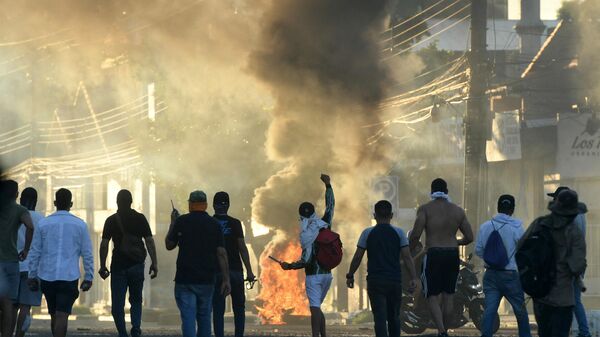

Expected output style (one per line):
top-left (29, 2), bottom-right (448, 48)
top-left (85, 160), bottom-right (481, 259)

top-left (166, 190), bottom-right (231, 337)
top-left (346, 200), bottom-right (419, 337)
top-left (547, 187), bottom-right (591, 337)
top-left (99, 190), bottom-right (159, 337)
top-left (212, 192), bottom-right (255, 337)
top-left (475, 195), bottom-right (531, 337)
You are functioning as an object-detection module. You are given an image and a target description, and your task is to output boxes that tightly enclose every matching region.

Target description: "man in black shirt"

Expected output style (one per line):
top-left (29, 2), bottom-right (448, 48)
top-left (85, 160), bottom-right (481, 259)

top-left (212, 192), bottom-right (255, 337)
top-left (166, 190), bottom-right (230, 337)
top-left (99, 190), bottom-right (158, 337)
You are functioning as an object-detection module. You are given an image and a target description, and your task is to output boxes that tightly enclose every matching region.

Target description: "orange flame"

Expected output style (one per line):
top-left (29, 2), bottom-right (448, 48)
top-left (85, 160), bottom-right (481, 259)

top-left (256, 239), bottom-right (310, 324)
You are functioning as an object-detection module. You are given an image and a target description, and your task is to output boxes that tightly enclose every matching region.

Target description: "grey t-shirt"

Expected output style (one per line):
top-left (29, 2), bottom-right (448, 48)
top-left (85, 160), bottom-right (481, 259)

top-left (357, 223), bottom-right (409, 282)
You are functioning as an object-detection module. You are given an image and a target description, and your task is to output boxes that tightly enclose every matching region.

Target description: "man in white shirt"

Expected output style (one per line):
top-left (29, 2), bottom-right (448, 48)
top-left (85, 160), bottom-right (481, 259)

top-left (27, 188), bottom-right (94, 337)
top-left (11, 187), bottom-right (44, 337)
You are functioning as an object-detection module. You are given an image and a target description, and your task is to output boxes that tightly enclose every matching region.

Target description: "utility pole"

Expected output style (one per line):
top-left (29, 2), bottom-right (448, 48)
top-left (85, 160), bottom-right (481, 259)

top-left (463, 0), bottom-right (488, 230)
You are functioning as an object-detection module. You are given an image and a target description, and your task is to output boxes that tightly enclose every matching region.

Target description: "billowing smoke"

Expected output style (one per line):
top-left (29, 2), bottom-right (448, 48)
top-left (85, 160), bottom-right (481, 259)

top-left (0, 1), bottom-right (275, 219)
top-left (249, 0), bottom-right (393, 236)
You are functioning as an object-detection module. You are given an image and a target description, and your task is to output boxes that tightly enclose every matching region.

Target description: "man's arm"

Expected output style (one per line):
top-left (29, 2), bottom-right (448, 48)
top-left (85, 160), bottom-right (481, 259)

top-left (409, 207), bottom-right (426, 253)
top-left (321, 174), bottom-right (335, 224)
top-left (237, 238), bottom-right (254, 280)
top-left (81, 225), bottom-right (95, 282)
top-left (165, 215), bottom-right (178, 251)
top-left (145, 236), bottom-right (158, 279)
top-left (474, 224), bottom-right (486, 259)
top-left (99, 239), bottom-right (110, 279)
top-left (283, 248), bottom-right (308, 270)
top-left (568, 226), bottom-right (587, 276)
top-left (19, 212), bottom-right (34, 260)
top-left (27, 225), bottom-right (42, 280)
top-left (346, 247), bottom-right (365, 288)
top-left (217, 247), bottom-right (231, 296)
top-left (457, 210), bottom-right (474, 246)
top-left (400, 246), bottom-right (419, 293)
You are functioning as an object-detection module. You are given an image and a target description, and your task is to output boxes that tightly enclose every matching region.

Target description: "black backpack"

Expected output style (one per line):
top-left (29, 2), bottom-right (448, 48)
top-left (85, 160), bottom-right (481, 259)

top-left (515, 219), bottom-right (556, 299)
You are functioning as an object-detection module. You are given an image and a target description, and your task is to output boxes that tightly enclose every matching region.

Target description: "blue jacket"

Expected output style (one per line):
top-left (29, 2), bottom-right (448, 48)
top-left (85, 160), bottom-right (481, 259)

top-left (475, 213), bottom-right (525, 271)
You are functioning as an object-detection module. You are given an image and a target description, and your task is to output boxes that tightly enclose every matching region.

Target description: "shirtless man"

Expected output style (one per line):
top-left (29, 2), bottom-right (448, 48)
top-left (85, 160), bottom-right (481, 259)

top-left (408, 178), bottom-right (474, 337)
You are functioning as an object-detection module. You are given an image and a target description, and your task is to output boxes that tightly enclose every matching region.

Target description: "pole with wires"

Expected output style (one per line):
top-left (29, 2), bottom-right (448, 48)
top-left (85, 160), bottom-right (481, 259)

top-left (463, 0), bottom-right (488, 233)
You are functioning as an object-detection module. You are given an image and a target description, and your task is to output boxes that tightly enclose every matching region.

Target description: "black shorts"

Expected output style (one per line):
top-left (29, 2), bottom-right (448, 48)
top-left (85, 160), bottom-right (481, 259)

top-left (421, 247), bottom-right (460, 298)
top-left (40, 280), bottom-right (79, 315)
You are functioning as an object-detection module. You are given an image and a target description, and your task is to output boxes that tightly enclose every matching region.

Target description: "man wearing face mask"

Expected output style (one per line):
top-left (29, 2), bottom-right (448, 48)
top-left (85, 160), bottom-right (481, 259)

top-left (211, 192), bottom-right (255, 337)
top-left (280, 174), bottom-right (334, 337)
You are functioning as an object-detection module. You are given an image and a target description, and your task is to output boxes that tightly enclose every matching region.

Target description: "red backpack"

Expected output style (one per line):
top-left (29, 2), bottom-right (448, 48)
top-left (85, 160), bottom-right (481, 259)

top-left (315, 228), bottom-right (343, 270)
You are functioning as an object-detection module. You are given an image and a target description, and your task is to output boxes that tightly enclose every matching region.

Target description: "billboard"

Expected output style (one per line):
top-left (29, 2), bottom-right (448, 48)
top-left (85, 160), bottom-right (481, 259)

top-left (558, 113), bottom-right (600, 178)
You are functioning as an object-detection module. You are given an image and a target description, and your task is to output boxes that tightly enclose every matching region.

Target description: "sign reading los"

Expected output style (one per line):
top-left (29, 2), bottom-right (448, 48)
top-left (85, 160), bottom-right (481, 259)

top-left (558, 113), bottom-right (600, 178)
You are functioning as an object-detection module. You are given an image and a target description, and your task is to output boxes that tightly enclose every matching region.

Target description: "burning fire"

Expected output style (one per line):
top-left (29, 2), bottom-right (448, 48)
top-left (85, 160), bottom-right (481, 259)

top-left (256, 238), bottom-right (310, 324)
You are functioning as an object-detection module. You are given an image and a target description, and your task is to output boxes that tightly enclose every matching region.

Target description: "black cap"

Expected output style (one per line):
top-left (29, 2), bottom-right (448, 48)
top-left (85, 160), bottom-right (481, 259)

top-left (498, 194), bottom-right (515, 211)
top-left (547, 186), bottom-right (570, 199)
top-left (550, 190), bottom-right (580, 216)
top-left (299, 202), bottom-right (315, 218)
top-left (213, 191), bottom-right (230, 205)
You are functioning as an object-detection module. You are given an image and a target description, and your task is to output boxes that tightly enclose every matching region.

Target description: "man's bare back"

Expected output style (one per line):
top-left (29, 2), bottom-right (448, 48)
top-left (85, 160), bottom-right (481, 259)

top-left (410, 199), bottom-right (473, 250)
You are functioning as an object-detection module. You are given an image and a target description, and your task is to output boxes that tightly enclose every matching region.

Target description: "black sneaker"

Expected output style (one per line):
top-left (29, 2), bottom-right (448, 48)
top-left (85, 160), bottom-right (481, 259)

top-left (130, 328), bottom-right (141, 337)
top-left (438, 332), bottom-right (449, 337)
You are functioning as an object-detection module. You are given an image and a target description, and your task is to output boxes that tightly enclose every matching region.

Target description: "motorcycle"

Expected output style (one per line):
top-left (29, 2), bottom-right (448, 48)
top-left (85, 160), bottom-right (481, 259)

top-left (400, 253), bottom-right (500, 334)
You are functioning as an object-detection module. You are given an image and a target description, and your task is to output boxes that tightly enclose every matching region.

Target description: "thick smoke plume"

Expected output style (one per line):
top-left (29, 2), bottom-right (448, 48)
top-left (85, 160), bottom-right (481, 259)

top-left (249, 0), bottom-right (392, 236)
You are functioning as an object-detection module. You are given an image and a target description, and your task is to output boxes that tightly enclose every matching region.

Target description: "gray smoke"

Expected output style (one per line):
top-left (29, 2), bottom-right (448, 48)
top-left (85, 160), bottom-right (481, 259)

top-left (248, 0), bottom-right (393, 237)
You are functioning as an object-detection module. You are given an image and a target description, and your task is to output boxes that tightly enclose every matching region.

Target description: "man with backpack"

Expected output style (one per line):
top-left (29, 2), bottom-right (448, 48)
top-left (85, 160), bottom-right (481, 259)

top-left (99, 190), bottom-right (159, 337)
top-left (346, 200), bottom-right (419, 337)
top-left (516, 189), bottom-right (586, 337)
top-left (280, 174), bottom-right (336, 337)
top-left (475, 195), bottom-right (531, 337)
top-left (547, 187), bottom-right (591, 337)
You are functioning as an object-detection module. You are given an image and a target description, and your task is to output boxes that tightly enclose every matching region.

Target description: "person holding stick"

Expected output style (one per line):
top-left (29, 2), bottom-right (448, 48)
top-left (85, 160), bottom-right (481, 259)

top-left (278, 174), bottom-right (334, 337)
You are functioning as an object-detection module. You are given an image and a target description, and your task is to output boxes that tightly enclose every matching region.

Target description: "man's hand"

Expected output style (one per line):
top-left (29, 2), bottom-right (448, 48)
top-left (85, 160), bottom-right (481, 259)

top-left (280, 262), bottom-right (292, 270)
top-left (407, 279), bottom-right (419, 295)
top-left (80, 280), bottom-right (93, 292)
top-left (246, 271), bottom-right (256, 282)
top-left (18, 249), bottom-right (29, 261)
top-left (149, 264), bottom-right (158, 279)
top-left (171, 208), bottom-right (180, 223)
top-left (27, 278), bottom-right (39, 292)
top-left (99, 267), bottom-right (110, 280)
top-left (221, 279), bottom-right (231, 296)
top-left (346, 274), bottom-right (354, 289)
top-left (320, 174), bottom-right (331, 186)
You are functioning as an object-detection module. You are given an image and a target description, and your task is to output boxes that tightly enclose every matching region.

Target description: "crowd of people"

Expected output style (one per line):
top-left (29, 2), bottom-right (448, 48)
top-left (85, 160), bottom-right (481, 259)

top-left (0, 175), bottom-right (590, 337)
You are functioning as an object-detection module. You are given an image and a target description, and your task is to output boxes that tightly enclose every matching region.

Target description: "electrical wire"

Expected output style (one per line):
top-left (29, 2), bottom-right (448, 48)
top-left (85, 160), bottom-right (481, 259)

top-left (381, 0), bottom-right (464, 44)
top-left (383, 14), bottom-right (471, 60)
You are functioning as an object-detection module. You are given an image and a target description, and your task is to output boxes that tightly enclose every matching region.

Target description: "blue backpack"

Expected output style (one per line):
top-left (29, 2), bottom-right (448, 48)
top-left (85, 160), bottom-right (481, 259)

top-left (483, 221), bottom-right (510, 270)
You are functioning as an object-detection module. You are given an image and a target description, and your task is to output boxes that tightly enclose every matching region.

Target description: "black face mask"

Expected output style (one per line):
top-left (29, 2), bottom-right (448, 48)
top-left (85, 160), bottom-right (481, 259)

top-left (214, 203), bottom-right (229, 215)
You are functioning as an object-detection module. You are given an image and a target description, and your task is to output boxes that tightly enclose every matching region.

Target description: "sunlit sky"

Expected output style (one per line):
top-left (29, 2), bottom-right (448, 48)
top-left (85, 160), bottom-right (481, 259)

top-left (508, 0), bottom-right (566, 20)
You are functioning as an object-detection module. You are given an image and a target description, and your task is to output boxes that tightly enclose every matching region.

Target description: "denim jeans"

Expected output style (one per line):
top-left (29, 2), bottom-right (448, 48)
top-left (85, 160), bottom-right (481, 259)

top-left (213, 271), bottom-right (245, 337)
top-left (367, 279), bottom-right (403, 337)
top-left (573, 280), bottom-right (590, 337)
top-left (175, 283), bottom-right (215, 337)
top-left (482, 270), bottom-right (531, 337)
top-left (534, 302), bottom-right (573, 337)
top-left (111, 263), bottom-right (145, 337)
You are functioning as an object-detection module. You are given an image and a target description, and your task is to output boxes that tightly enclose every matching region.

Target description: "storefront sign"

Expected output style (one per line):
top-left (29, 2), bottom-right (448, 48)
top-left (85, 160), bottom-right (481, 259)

top-left (558, 113), bottom-right (600, 178)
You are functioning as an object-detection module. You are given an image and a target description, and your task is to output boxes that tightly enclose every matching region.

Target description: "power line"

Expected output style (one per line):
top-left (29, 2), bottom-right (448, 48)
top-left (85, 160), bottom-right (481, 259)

top-left (383, 14), bottom-right (471, 60)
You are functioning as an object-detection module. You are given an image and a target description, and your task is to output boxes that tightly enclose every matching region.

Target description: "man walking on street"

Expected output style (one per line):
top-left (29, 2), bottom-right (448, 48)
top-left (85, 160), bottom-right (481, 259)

top-left (0, 180), bottom-right (34, 337)
top-left (519, 189), bottom-right (586, 337)
top-left (165, 190), bottom-right (231, 337)
top-left (12, 188), bottom-right (44, 337)
top-left (212, 191), bottom-right (255, 337)
top-left (547, 187), bottom-right (591, 337)
top-left (280, 174), bottom-right (335, 337)
top-left (27, 188), bottom-right (94, 337)
top-left (346, 200), bottom-right (419, 337)
top-left (408, 178), bottom-right (473, 337)
top-left (99, 190), bottom-right (159, 337)
top-left (475, 195), bottom-right (531, 337)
